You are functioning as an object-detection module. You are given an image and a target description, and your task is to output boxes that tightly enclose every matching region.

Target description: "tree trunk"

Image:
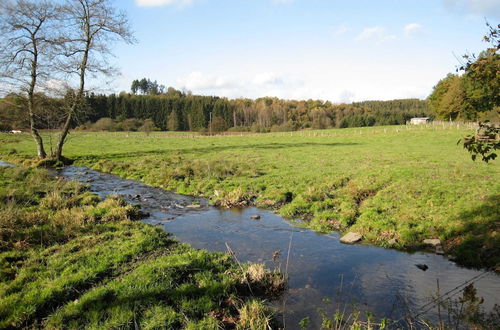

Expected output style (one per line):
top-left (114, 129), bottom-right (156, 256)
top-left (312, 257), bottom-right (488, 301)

top-left (29, 118), bottom-right (47, 158)
top-left (28, 43), bottom-right (46, 159)
top-left (54, 32), bottom-right (89, 160)
top-left (29, 106), bottom-right (47, 159)
top-left (54, 103), bottom-right (75, 160)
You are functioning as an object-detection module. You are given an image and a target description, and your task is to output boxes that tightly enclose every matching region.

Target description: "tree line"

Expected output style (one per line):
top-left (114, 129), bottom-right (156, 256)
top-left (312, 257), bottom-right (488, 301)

top-left (0, 91), bottom-right (431, 133)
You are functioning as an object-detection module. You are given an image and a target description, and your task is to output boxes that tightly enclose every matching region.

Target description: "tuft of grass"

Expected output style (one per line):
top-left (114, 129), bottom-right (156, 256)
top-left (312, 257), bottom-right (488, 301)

top-left (243, 263), bottom-right (287, 297)
top-left (236, 300), bottom-right (272, 330)
top-left (246, 263), bottom-right (267, 282)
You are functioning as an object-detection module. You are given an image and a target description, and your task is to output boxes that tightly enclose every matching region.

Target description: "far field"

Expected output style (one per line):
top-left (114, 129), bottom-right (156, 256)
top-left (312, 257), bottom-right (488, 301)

top-left (1, 124), bottom-right (499, 268)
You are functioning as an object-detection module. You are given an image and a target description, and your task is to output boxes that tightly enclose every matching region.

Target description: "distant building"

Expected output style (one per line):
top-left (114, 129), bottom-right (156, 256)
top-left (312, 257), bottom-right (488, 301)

top-left (408, 117), bottom-right (430, 125)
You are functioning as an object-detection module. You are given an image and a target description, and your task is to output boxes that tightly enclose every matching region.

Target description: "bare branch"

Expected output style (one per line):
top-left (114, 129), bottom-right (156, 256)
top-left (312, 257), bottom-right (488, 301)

top-left (53, 0), bottom-right (135, 159)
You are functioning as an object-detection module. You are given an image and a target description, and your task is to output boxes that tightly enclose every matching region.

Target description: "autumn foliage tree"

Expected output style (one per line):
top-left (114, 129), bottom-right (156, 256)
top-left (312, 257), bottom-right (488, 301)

top-left (429, 23), bottom-right (499, 121)
top-left (429, 22), bottom-right (500, 162)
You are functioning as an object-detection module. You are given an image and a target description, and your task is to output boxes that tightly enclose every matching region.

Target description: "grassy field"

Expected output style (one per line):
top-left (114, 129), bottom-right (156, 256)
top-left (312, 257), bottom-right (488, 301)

top-left (0, 166), bottom-right (284, 329)
top-left (1, 124), bottom-right (499, 269)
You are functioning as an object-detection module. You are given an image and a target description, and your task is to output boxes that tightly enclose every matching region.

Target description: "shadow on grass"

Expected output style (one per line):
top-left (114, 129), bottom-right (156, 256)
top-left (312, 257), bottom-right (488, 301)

top-left (446, 194), bottom-right (500, 269)
top-left (74, 142), bottom-right (360, 161)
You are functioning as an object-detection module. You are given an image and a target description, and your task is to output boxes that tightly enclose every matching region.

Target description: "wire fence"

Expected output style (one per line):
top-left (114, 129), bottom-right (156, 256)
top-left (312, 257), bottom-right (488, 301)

top-left (2, 121), bottom-right (480, 141)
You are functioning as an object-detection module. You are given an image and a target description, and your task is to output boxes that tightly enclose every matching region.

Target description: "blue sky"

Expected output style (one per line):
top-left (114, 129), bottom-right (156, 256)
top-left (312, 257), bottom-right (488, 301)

top-left (106, 0), bottom-right (499, 102)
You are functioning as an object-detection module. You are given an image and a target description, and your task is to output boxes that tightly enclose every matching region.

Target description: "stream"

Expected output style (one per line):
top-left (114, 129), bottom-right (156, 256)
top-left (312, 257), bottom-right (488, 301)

top-left (3, 161), bottom-right (499, 328)
top-left (57, 166), bottom-right (500, 328)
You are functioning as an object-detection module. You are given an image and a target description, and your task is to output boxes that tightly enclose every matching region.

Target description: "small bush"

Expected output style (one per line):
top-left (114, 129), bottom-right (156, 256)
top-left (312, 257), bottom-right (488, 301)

top-left (92, 117), bottom-right (115, 131)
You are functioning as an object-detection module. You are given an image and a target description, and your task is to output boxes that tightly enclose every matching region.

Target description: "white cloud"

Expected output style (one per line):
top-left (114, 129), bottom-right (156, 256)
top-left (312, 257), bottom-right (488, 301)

top-left (135, 0), bottom-right (200, 7)
top-left (253, 72), bottom-right (283, 85)
top-left (45, 79), bottom-right (68, 93)
top-left (177, 71), bottom-right (234, 90)
top-left (175, 71), bottom-right (308, 99)
top-left (404, 23), bottom-right (423, 35)
top-left (443, 0), bottom-right (500, 17)
top-left (355, 26), bottom-right (396, 43)
top-left (168, 63), bottom-right (434, 102)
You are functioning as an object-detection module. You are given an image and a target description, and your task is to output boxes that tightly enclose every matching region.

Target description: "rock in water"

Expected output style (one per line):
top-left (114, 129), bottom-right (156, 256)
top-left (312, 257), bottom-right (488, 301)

top-left (186, 204), bottom-right (202, 209)
top-left (435, 245), bottom-right (445, 255)
top-left (250, 215), bottom-right (261, 220)
top-left (415, 264), bottom-right (428, 271)
top-left (423, 238), bottom-right (441, 247)
top-left (340, 232), bottom-right (362, 244)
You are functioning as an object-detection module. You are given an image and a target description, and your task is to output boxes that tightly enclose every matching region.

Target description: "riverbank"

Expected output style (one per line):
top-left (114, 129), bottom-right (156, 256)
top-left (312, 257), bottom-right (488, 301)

top-left (0, 166), bottom-right (285, 328)
top-left (0, 126), bottom-right (498, 269)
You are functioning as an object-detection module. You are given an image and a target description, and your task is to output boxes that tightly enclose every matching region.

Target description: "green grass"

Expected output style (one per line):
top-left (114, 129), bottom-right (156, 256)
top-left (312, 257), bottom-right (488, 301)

top-left (0, 167), bottom-right (284, 329)
top-left (1, 125), bottom-right (499, 268)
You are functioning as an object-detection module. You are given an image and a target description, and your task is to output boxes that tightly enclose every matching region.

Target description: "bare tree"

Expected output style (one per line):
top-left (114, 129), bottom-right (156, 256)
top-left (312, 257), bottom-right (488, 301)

top-left (0, 0), bottom-right (61, 158)
top-left (54, 0), bottom-right (134, 160)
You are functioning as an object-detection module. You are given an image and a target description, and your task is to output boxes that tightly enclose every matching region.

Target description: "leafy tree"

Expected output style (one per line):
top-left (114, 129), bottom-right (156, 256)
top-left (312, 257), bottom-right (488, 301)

top-left (462, 52), bottom-right (499, 115)
top-left (433, 75), bottom-right (473, 120)
top-left (459, 22), bottom-right (500, 162)
top-left (131, 79), bottom-right (140, 94)
top-left (429, 74), bottom-right (466, 120)
top-left (138, 78), bottom-right (148, 94)
top-left (131, 78), bottom-right (165, 95)
top-left (460, 22), bottom-right (499, 114)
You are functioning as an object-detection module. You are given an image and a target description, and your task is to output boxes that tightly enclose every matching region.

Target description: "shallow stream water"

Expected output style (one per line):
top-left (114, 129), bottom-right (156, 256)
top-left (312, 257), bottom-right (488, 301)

top-left (2, 161), bottom-right (498, 328)
top-left (55, 166), bottom-right (500, 328)
top-left (0, 160), bottom-right (15, 167)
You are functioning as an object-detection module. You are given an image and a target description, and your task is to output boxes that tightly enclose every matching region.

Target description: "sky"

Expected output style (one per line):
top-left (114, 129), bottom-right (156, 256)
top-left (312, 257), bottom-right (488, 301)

top-left (105, 0), bottom-right (500, 103)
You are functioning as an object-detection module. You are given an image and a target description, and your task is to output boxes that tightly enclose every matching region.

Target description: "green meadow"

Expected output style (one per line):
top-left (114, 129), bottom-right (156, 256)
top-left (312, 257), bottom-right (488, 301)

top-left (1, 124), bottom-right (499, 268)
